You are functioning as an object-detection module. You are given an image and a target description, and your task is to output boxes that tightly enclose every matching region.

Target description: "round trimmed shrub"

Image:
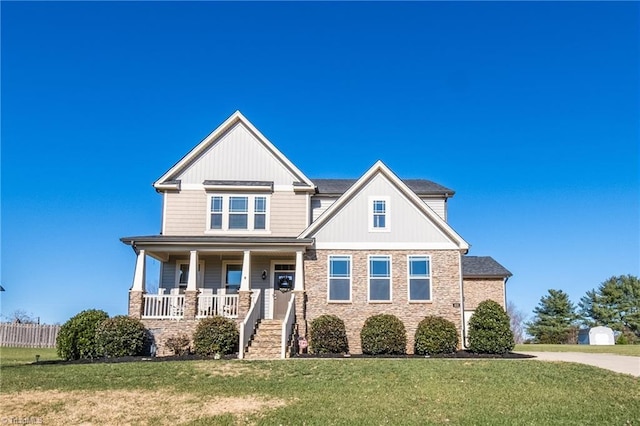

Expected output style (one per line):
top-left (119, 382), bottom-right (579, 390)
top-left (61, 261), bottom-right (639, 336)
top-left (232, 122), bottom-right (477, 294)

top-left (193, 316), bottom-right (239, 356)
top-left (95, 315), bottom-right (147, 358)
top-left (360, 314), bottom-right (407, 355)
top-left (309, 314), bottom-right (349, 354)
top-left (468, 300), bottom-right (515, 354)
top-left (56, 309), bottom-right (109, 360)
top-left (414, 316), bottom-right (458, 355)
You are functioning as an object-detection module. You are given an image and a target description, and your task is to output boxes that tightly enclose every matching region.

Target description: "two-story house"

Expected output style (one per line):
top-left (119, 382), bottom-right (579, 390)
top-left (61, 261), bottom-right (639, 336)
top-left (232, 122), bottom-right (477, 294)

top-left (122, 111), bottom-right (511, 358)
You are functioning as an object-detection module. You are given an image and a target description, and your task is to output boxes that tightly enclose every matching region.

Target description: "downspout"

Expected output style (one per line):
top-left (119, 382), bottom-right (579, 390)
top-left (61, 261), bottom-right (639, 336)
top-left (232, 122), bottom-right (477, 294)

top-left (458, 250), bottom-right (465, 348)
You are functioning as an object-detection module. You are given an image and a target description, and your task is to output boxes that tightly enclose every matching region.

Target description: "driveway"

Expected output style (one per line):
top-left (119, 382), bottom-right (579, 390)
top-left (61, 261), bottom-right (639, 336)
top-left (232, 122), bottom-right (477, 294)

top-left (517, 351), bottom-right (640, 377)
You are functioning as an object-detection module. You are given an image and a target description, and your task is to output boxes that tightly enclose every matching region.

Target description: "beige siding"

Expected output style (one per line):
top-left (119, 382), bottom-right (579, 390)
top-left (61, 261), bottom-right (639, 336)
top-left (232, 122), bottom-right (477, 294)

top-left (270, 191), bottom-right (308, 236)
top-left (312, 174), bottom-right (457, 247)
top-left (164, 190), bottom-right (207, 235)
top-left (423, 198), bottom-right (446, 221)
top-left (311, 196), bottom-right (337, 222)
top-left (176, 123), bottom-right (304, 185)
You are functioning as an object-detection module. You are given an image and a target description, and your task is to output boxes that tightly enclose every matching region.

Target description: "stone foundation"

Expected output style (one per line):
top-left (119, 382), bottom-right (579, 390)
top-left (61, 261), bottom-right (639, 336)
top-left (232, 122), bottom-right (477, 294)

top-left (128, 291), bottom-right (144, 318)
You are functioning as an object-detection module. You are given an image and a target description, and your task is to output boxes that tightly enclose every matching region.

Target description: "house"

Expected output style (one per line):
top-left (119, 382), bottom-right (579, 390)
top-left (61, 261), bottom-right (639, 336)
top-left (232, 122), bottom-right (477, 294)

top-left (122, 111), bottom-right (512, 358)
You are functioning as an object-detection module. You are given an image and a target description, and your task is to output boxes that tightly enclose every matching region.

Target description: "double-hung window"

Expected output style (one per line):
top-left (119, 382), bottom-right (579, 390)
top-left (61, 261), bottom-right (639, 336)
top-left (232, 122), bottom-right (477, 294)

top-left (228, 196), bottom-right (249, 229)
top-left (408, 256), bottom-right (431, 301)
top-left (254, 197), bottom-right (266, 230)
top-left (208, 194), bottom-right (269, 231)
top-left (369, 196), bottom-right (389, 231)
top-left (369, 255), bottom-right (391, 302)
top-left (210, 196), bottom-right (223, 229)
top-left (328, 255), bottom-right (351, 302)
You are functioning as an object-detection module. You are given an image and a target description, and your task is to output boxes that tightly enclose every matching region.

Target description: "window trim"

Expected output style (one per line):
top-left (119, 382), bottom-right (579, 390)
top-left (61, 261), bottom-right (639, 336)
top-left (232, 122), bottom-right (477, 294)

top-left (407, 255), bottom-right (432, 302)
top-left (206, 194), bottom-right (270, 233)
top-left (327, 254), bottom-right (352, 303)
top-left (367, 254), bottom-right (392, 303)
top-left (221, 261), bottom-right (242, 295)
top-left (368, 196), bottom-right (390, 232)
top-left (174, 260), bottom-right (205, 291)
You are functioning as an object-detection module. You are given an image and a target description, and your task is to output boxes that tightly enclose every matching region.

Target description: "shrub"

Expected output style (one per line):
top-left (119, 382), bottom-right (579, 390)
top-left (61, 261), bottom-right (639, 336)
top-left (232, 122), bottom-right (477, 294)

top-left (166, 334), bottom-right (191, 355)
top-left (468, 300), bottom-right (515, 354)
top-left (95, 315), bottom-right (147, 358)
top-left (193, 316), bottom-right (239, 356)
top-left (56, 309), bottom-right (109, 360)
top-left (414, 316), bottom-right (458, 355)
top-left (309, 315), bottom-right (349, 354)
top-left (616, 328), bottom-right (639, 345)
top-left (360, 314), bottom-right (407, 355)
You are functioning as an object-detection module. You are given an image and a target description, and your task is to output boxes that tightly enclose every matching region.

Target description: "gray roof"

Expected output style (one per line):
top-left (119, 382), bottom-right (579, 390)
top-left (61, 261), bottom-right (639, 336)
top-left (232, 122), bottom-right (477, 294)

top-left (312, 178), bottom-right (454, 196)
top-left (462, 256), bottom-right (512, 278)
top-left (121, 235), bottom-right (313, 245)
top-left (203, 180), bottom-right (273, 188)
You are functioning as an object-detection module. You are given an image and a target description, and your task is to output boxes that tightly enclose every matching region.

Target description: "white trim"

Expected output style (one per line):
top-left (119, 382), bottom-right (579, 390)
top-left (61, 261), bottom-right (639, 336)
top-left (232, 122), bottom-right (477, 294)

top-left (221, 261), bottom-right (243, 295)
top-left (367, 254), bottom-right (392, 303)
top-left (203, 184), bottom-right (273, 192)
top-left (315, 242), bottom-right (460, 250)
top-left (327, 254), bottom-right (352, 303)
top-left (368, 196), bottom-right (390, 233)
top-left (459, 252), bottom-right (465, 346)
top-left (174, 259), bottom-right (205, 290)
top-left (205, 194), bottom-right (271, 232)
top-left (407, 255), bottom-right (432, 302)
top-left (154, 111), bottom-right (314, 188)
top-left (300, 160), bottom-right (469, 252)
top-left (161, 194), bottom-right (167, 235)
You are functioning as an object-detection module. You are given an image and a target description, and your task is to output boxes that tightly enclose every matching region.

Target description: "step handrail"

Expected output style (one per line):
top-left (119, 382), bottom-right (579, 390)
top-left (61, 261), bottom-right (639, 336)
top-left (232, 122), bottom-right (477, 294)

top-left (281, 293), bottom-right (296, 359)
top-left (238, 289), bottom-right (262, 360)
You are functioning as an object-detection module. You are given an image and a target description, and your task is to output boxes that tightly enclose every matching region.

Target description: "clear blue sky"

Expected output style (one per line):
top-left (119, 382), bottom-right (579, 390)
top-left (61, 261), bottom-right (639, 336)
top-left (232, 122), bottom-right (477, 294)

top-left (2, 2), bottom-right (638, 324)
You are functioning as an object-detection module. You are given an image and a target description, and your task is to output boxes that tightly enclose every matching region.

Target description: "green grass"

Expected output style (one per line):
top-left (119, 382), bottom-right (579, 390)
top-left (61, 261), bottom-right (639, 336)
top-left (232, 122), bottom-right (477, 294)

top-left (0, 346), bottom-right (60, 366)
top-left (515, 344), bottom-right (640, 356)
top-left (1, 349), bottom-right (639, 425)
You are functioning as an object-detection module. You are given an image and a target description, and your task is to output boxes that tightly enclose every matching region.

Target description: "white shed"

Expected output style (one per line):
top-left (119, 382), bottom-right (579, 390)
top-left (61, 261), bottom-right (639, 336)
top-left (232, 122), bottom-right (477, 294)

top-left (588, 326), bottom-right (615, 345)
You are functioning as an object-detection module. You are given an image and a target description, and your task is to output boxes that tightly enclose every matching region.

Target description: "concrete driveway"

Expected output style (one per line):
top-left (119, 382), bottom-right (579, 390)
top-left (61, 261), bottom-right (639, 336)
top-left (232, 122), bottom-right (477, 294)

top-left (517, 351), bottom-right (640, 377)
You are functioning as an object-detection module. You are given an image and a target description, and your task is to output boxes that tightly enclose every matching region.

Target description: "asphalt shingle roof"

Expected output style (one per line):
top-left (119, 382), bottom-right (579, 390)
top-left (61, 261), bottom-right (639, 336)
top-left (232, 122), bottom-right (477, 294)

top-left (462, 256), bottom-right (512, 278)
top-left (312, 178), bottom-right (454, 196)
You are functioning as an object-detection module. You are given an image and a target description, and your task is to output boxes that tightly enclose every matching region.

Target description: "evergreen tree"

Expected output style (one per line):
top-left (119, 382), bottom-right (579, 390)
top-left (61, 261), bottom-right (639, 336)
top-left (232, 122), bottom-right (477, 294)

top-left (526, 289), bottom-right (578, 344)
top-left (579, 275), bottom-right (640, 338)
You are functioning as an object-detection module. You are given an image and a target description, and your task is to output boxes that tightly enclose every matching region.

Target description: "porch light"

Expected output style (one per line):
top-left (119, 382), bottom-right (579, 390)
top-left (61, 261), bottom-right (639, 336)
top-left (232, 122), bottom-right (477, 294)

top-left (261, 270), bottom-right (267, 280)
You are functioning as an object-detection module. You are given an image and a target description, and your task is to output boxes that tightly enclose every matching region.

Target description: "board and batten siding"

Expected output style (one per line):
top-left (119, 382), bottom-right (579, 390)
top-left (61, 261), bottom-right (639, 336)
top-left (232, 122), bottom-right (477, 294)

top-left (175, 123), bottom-right (305, 185)
top-left (312, 196), bottom-right (446, 224)
top-left (163, 190), bottom-right (207, 235)
top-left (312, 174), bottom-right (456, 247)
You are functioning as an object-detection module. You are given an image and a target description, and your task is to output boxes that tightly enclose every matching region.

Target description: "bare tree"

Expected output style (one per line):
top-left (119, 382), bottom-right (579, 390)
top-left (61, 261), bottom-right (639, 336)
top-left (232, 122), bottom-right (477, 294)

top-left (2, 309), bottom-right (39, 324)
top-left (507, 301), bottom-right (527, 344)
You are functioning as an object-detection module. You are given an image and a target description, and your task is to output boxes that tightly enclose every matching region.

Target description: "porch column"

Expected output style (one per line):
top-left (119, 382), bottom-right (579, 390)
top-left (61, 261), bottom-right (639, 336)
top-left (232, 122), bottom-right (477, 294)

top-left (238, 250), bottom-right (252, 320)
top-left (129, 249), bottom-right (146, 318)
top-left (184, 250), bottom-right (199, 319)
top-left (294, 250), bottom-right (304, 291)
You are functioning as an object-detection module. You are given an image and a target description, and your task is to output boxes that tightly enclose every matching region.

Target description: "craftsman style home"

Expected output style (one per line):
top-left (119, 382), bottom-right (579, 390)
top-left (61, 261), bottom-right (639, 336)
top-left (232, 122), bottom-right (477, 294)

top-left (122, 111), bottom-right (511, 358)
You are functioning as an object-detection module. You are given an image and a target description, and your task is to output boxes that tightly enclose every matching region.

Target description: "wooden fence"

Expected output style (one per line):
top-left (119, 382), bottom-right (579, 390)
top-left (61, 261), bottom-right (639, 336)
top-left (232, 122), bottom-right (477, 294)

top-left (0, 323), bottom-right (60, 348)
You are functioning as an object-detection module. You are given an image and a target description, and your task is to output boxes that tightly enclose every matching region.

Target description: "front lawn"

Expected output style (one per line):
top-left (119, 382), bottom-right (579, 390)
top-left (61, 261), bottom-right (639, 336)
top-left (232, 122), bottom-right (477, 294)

top-left (515, 344), bottom-right (640, 356)
top-left (0, 346), bottom-right (60, 367)
top-left (1, 349), bottom-right (638, 425)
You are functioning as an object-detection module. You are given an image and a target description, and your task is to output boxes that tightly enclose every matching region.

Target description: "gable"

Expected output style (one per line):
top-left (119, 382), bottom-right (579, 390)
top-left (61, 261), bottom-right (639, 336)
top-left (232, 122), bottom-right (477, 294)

top-left (302, 162), bottom-right (469, 251)
top-left (154, 111), bottom-right (313, 189)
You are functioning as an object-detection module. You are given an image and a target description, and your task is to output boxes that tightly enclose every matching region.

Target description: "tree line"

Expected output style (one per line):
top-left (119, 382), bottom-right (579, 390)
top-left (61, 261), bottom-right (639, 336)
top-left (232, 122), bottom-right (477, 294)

top-left (525, 274), bottom-right (640, 344)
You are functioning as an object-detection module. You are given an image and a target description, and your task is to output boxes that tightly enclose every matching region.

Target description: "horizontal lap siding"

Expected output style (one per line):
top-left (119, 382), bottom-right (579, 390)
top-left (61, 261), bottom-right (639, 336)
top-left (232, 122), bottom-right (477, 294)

top-left (164, 191), bottom-right (206, 235)
top-left (304, 249), bottom-right (462, 354)
top-left (270, 191), bottom-right (307, 236)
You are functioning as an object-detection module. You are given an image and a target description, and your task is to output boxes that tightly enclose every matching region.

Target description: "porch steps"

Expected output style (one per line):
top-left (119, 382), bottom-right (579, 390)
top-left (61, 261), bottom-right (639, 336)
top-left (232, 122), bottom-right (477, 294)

top-left (244, 320), bottom-right (289, 360)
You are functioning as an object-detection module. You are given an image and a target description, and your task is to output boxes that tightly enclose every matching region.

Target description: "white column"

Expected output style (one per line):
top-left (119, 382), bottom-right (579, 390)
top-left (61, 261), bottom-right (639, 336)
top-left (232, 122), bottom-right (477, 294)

top-left (187, 250), bottom-right (198, 291)
top-left (131, 249), bottom-right (146, 292)
top-left (294, 250), bottom-right (304, 292)
top-left (240, 250), bottom-right (251, 291)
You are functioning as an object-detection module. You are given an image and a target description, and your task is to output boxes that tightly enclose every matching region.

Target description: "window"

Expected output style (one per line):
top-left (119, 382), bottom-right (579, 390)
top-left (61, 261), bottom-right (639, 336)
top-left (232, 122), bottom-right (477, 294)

top-left (210, 196), bottom-right (223, 229)
top-left (224, 264), bottom-right (242, 294)
top-left (368, 196), bottom-right (389, 231)
top-left (369, 255), bottom-right (391, 301)
top-left (408, 256), bottom-right (431, 301)
top-left (229, 196), bottom-right (248, 229)
top-left (254, 197), bottom-right (266, 230)
top-left (207, 194), bottom-right (269, 231)
top-left (328, 255), bottom-right (351, 302)
top-left (175, 261), bottom-right (205, 291)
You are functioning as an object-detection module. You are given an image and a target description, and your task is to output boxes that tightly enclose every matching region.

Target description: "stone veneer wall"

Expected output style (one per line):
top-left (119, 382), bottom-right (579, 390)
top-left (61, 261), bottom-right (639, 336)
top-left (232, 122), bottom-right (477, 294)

top-left (304, 249), bottom-right (463, 354)
top-left (462, 278), bottom-right (506, 310)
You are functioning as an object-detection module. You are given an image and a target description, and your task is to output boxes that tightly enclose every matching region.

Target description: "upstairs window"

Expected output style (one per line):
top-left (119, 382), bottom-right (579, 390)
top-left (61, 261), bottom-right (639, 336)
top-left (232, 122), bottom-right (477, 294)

top-left (254, 197), bottom-right (266, 230)
top-left (408, 255), bottom-right (431, 301)
top-left (369, 255), bottom-right (391, 301)
top-left (229, 197), bottom-right (248, 229)
top-left (210, 196), bottom-right (223, 229)
top-left (369, 196), bottom-right (390, 231)
top-left (208, 194), bottom-right (269, 231)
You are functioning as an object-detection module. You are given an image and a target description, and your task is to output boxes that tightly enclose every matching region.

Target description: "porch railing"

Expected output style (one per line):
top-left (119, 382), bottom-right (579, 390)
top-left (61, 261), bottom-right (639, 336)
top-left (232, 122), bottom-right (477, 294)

top-left (281, 293), bottom-right (296, 359)
top-left (196, 294), bottom-right (239, 319)
top-left (142, 294), bottom-right (185, 319)
top-left (238, 289), bottom-right (262, 360)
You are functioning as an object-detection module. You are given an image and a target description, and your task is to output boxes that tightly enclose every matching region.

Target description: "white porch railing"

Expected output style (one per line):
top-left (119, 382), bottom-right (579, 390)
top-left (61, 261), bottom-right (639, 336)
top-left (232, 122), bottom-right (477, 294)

top-left (281, 293), bottom-right (296, 359)
top-left (196, 294), bottom-right (239, 318)
top-left (238, 290), bottom-right (262, 360)
top-left (142, 294), bottom-right (185, 319)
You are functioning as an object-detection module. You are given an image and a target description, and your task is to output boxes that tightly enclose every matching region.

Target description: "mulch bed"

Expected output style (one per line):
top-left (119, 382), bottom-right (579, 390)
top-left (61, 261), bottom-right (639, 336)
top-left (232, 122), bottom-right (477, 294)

top-left (32, 351), bottom-right (533, 365)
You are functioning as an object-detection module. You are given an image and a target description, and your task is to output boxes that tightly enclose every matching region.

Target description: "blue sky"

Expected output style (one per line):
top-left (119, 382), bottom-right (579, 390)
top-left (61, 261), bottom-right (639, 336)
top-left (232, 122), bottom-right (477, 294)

top-left (2, 2), bottom-right (638, 325)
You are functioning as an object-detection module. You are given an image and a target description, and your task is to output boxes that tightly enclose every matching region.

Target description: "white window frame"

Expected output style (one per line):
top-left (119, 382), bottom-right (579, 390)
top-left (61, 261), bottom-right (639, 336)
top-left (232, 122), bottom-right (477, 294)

top-left (368, 255), bottom-right (392, 302)
top-left (206, 194), bottom-right (270, 233)
top-left (327, 255), bottom-right (352, 303)
top-left (221, 261), bottom-right (243, 295)
top-left (174, 260), bottom-right (205, 291)
top-left (407, 255), bottom-right (432, 302)
top-left (368, 196), bottom-right (390, 232)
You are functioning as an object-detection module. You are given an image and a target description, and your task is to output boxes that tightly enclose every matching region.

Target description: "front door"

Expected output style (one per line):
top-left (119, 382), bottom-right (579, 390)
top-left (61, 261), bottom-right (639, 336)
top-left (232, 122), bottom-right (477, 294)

top-left (272, 264), bottom-right (294, 320)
